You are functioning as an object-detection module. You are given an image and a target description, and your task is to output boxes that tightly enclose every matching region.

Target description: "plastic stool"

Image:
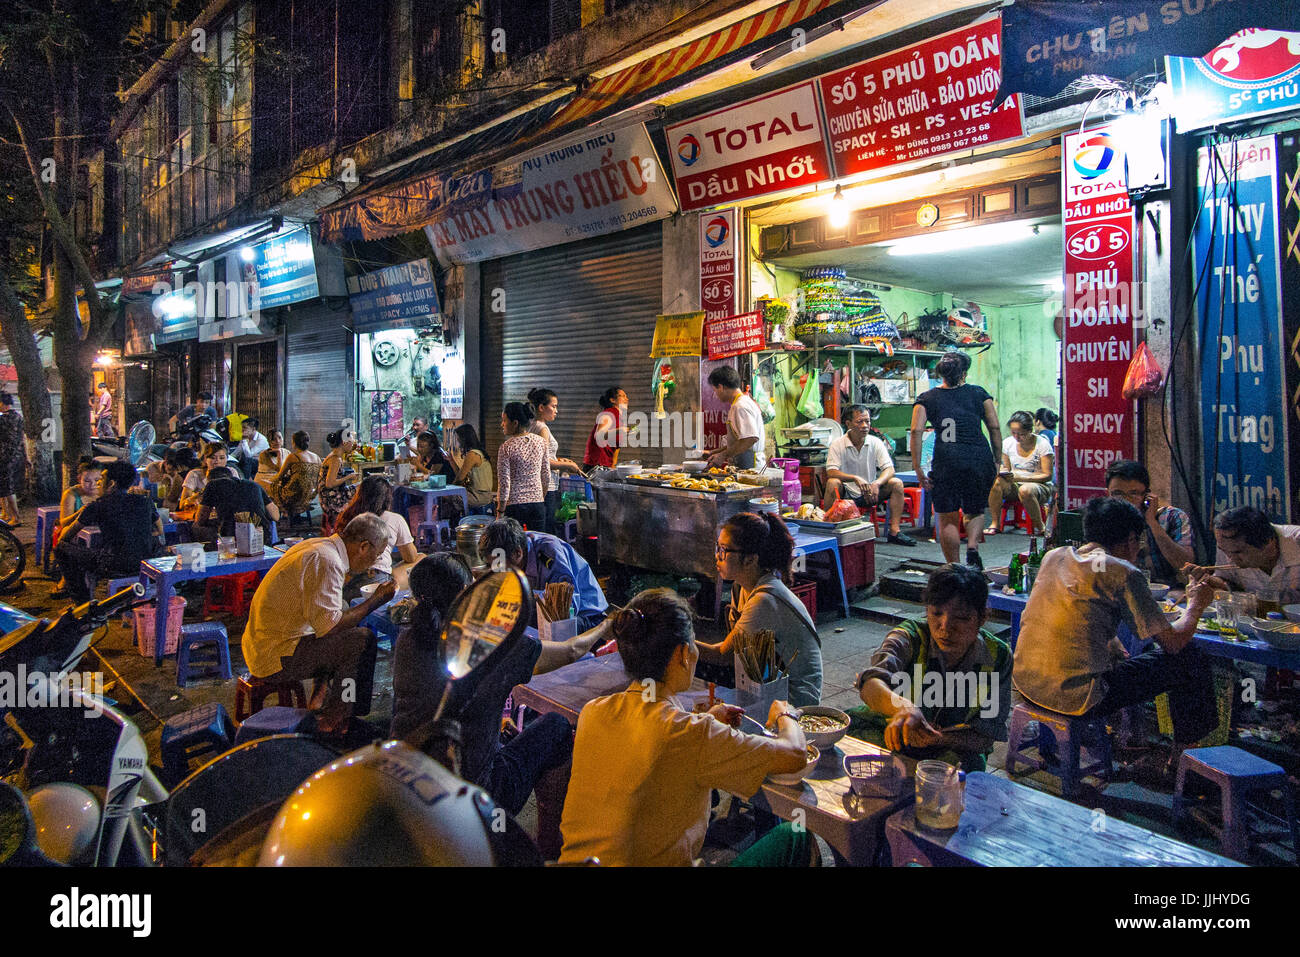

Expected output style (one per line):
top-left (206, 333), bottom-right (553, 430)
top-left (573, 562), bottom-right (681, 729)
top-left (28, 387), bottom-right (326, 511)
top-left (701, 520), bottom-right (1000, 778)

top-left (899, 487), bottom-right (924, 527)
top-left (160, 702), bottom-right (236, 786)
top-left (416, 520), bottom-right (452, 549)
top-left (176, 622), bottom-right (233, 687)
top-left (998, 499), bottom-right (1044, 534)
top-left (233, 706), bottom-right (312, 745)
top-left (1172, 745), bottom-right (1300, 861)
top-left (1005, 700), bottom-right (1112, 798)
top-left (203, 571), bottom-right (259, 617)
top-left (36, 506), bottom-right (61, 573)
top-left (235, 673), bottom-right (309, 722)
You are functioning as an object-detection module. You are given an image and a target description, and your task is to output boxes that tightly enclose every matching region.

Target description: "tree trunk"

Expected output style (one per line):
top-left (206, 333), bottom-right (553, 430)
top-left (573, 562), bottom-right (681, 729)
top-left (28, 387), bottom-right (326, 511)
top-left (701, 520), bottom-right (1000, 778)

top-left (0, 277), bottom-right (58, 502)
top-left (50, 244), bottom-right (93, 487)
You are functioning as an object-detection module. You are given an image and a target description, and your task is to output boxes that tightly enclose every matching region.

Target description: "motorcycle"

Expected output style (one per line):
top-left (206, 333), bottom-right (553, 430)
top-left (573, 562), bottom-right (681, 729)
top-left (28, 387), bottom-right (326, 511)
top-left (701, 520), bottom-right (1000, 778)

top-left (2, 571), bottom-right (543, 866)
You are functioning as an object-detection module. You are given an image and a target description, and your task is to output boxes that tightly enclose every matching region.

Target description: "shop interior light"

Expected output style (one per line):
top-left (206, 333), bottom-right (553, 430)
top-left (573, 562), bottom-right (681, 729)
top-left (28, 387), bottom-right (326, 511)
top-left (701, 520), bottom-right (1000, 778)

top-left (886, 222), bottom-right (1037, 256)
top-left (239, 246), bottom-right (255, 262)
top-left (828, 184), bottom-right (849, 229)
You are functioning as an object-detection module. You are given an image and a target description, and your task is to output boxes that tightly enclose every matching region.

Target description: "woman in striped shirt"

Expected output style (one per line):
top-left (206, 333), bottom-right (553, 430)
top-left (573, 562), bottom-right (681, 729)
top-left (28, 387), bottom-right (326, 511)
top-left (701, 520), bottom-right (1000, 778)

top-left (497, 401), bottom-right (550, 532)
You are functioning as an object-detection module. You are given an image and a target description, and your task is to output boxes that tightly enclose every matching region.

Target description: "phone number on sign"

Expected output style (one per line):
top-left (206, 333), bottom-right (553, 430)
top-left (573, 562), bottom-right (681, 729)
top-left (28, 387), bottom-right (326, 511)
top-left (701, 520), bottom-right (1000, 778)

top-left (564, 206), bottom-right (659, 238)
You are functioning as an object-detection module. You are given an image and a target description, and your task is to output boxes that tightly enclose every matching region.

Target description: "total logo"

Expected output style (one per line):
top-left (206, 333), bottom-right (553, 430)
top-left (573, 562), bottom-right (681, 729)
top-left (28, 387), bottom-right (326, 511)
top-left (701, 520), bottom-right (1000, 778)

top-left (1203, 29), bottom-right (1300, 87)
top-left (1072, 132), bottom-right (1120, 180)
top-left (677, 134), bottom-right (702, 167)
top-left (703, 216), bottom-right (730, 248)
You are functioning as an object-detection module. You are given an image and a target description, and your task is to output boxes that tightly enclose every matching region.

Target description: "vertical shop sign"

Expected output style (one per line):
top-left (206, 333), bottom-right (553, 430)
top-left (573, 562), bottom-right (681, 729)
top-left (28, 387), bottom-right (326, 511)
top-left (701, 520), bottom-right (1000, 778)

top-left (1278, 133), bottom-right (1300, 520)
top-left (700, 359), bottom-right (732, 453)
top-left (1061, 124), bottom-right (1137, 509)
top-left (700, 208), bottom-right (738, 322)
top-left (1195, 135), bottom-right (1290, 521)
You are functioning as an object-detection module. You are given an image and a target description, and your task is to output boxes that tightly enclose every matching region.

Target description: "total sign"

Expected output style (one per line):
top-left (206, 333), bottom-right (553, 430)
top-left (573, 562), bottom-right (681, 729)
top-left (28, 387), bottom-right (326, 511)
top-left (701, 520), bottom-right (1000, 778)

top-left (668, 81), bottom-right (831, 211)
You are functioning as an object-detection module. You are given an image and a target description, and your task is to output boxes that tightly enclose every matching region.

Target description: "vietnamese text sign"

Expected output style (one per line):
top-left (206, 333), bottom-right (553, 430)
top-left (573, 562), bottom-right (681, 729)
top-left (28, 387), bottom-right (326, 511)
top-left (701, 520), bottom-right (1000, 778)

top-left (1061, 123), bottom-right (1137, 510)
top-left (668, 81), bottom-right (830, 212)
top-left (1195, 135), bottom-right (1290, 520)
top-left (1167, 30), bottom-right (1300, 132)
top-left (253, 227), bottom-right (320, 308)
top-left (706, 311), bottom-right (765, 361)
top-left (651, 312), bottom-right (704, 357)
top-left (818, 18), bottom-right (1023, 178)
top-left (422, 124), bottom-right (675, 264)
top-left (700, 208), bottom-right (737, 322)
top-left (347, 258), bottom-right (441, 332)
top-left (700, 359), bottom-right (732, 453)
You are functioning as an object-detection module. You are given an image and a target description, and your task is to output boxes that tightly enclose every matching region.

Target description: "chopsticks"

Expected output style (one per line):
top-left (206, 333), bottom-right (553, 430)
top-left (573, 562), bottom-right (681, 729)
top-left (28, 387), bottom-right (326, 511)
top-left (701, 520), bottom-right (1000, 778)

top-left (538, 582), bottom-right (574, 622)
top-left (735, 629), bottom-right (780, 682)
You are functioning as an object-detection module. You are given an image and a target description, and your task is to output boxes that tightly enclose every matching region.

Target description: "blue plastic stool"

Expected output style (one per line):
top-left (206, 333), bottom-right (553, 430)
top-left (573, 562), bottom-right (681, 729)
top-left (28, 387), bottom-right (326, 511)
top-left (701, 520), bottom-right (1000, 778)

top-left (35, 506), bottom-right (60, 573)
top-left (160, 702), bottom-right (236, 786)
top-left (1172, 745), bottom-right (1300, 861)
top-left (1005, 700), bottom-right (1112, 799)
top-left (175, 622), bottom-right (233, 687)
top-left (233, 706), bottom-right (312, 745)
top-left (417, 520), bottom-right (452, 550)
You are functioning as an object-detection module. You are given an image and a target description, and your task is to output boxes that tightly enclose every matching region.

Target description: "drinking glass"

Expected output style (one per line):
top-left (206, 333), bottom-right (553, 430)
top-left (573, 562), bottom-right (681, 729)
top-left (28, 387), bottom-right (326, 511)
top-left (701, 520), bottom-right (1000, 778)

top-left (1217, 595), bottom-right (1241, 640)
top-left (218, 536), bottom-right (237, 560)
top-left (915, 759), bottom-right (964, 829)
top-left (1258, 586), bottom-right (1282, 618)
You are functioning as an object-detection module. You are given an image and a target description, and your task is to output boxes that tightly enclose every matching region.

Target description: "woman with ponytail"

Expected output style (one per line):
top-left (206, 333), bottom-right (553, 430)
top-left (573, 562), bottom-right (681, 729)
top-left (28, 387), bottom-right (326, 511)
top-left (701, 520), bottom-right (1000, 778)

top-left (559, 588), bottom-right (813, 867)
top-left (391, 552), bottom-right (573, 820)
top-left (697, 511), bottom-right (823, 706)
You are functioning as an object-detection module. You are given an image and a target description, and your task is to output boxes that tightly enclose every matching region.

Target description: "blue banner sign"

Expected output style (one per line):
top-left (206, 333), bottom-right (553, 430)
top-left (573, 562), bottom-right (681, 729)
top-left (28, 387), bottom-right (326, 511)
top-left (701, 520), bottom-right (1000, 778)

top-left (1168, 29), bottom-right (1300, 131)
top-left (1195, 135), bottom-right (1290, 521)
top-left (346, 258), bottom-right (441, 332)
top-left (252, 227), bottom-right (319, 308)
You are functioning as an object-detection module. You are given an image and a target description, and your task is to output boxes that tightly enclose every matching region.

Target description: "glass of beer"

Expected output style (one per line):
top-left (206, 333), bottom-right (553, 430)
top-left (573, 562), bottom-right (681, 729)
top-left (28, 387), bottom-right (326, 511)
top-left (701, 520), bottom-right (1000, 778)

top-left (1257, 586), bottom-right (1282, 619)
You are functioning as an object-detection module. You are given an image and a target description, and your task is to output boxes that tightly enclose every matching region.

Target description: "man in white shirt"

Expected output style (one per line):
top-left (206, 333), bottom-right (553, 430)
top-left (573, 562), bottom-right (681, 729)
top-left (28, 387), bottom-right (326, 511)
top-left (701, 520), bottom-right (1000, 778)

top-left (234, 418), bottom-right (269, 478)
top-left (824, 404), bottom-right (916, 546)
top-left (242, 513), bottom-right (396, 733)
top-left (705, 365), bottom-right (766, 471)
top-left (1187, 505), bottom-right (1300, 605)
top-left (400, 417), bottom-right (428, 461)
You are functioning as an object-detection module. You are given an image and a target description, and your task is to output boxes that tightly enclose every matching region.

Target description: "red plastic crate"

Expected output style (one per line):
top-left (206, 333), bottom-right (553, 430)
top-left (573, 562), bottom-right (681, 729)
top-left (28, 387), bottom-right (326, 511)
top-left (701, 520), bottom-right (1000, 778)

top-left (791, 575), bottom-right (818, 619)
top-left (840, 540), bottom-right (876, 589)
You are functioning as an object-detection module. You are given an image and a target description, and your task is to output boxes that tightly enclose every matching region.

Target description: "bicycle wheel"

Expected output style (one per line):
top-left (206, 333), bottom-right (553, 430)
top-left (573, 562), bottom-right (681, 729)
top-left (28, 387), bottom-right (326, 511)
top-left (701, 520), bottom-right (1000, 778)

top-left (0, 525), bottom-right (26, 590)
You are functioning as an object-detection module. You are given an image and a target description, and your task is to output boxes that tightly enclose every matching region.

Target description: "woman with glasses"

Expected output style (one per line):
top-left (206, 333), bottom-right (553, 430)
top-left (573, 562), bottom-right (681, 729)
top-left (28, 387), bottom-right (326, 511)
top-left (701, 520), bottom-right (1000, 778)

top-left (696, 512), bottom-right (823, 706)
top-left (559, 588), bottom-right (815, 867)
top-left (987, 410), bottom-right (1054, 536)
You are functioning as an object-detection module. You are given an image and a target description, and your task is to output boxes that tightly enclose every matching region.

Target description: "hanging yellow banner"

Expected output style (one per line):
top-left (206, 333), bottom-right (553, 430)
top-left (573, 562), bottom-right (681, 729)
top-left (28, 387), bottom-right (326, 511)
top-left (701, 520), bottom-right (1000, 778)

top-left (650, 311), bottom-right (704, 357)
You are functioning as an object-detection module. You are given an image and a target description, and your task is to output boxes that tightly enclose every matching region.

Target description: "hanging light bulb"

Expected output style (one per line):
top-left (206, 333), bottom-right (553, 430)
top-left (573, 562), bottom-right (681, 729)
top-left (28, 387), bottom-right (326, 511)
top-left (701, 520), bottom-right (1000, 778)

top-left (828, 184), bottom-right (849, 229)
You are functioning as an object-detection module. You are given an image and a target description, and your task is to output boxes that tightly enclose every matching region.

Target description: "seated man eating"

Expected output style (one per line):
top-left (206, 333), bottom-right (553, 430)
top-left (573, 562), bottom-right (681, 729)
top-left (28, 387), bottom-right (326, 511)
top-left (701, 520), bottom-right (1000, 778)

top-left (192, 466), bottom-right (280, 546)
top-left (1186, 505), bottom-right (1300, 605)
top-left (823, 404), bottom-right (915, 546)
top-left (1014, 497), bottom-right (1218, 760)
top-left (242, 514), bottom-right (396, 734)
top-left (852, 563), bottom-right (1011, 771)
top-left (481, 518), bottom-right (608, 631)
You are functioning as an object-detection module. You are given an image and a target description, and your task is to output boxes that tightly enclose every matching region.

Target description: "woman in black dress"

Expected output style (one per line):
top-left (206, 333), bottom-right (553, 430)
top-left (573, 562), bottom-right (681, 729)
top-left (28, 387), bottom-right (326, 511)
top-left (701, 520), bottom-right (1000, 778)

top-left (0, 393), bottom-right (27, 524)
top-left (908, 351), bottom-right (1003, 569)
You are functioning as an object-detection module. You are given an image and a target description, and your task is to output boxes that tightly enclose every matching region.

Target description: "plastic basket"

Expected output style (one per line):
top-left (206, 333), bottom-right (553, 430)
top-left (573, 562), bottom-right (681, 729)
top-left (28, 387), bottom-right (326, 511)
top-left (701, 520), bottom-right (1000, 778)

top-left (791, 575), bottom-right (818, 620)
top-left (134, 596), bottom-right (187, 658)
top-left (559, 476), bottom-right (594, 501)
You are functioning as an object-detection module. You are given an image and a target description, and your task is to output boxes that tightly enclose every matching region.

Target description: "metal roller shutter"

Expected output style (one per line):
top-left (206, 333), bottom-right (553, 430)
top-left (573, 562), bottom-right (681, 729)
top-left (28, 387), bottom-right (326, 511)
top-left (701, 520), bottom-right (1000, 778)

top-left (481, 222), bottom-right (664, 468)
top-left (285, 301), bottom-right (354, 457)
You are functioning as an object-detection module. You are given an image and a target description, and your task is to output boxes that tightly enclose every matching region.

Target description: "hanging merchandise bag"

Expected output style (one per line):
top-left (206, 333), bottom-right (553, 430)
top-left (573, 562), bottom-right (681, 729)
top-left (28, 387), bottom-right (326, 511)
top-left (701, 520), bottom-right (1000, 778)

top-left (797, 371), bottom-right (823, 419)
top-left (1121, 341), bottom-right (1164, 400)
top-left (753, 374), bottom-right (776, 423)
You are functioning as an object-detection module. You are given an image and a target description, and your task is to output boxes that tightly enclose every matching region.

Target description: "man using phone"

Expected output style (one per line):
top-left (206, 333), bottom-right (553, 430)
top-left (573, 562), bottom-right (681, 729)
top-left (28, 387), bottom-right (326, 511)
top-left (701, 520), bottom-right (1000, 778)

top-left (1105, 460), bottom-right (1194, 586)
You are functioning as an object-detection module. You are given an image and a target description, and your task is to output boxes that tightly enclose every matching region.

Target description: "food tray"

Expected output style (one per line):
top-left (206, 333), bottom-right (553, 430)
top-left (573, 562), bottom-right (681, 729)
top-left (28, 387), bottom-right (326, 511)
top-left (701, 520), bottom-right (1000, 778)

top-left (624, 476), bottom-right (671, 487)
top-left (784, 517), bottom-right (868, 531)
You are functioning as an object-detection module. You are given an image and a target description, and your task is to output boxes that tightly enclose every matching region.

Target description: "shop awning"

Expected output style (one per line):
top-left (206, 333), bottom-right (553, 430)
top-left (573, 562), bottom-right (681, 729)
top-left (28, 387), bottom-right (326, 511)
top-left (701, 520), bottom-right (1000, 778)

top-left (533, 0), bottom-right (845, 139)
top-left (998, 0), bottom-right (1300, 101)
top-left (317, 99), bottom-right (569, 244)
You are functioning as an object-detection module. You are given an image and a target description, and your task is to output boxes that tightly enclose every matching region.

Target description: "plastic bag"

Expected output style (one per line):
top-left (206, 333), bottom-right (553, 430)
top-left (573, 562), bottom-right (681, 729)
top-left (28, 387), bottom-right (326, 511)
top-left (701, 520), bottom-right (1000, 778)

top-left (824, 488), bottom-right (861, 523)
top-left (1122, 341), bottom-right (1164, 400)
top-left (797, 372), bottom-right (823, 419)
top-left (555, 492), bottom-right (584, 522)
top-left (753, 374), bottom-right (776, 423)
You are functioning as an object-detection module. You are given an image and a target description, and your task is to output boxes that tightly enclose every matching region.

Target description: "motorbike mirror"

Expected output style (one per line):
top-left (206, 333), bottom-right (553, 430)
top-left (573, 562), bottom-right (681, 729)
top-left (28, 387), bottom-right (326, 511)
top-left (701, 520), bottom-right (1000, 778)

top-left (440, 568), bottom-right (531, 682)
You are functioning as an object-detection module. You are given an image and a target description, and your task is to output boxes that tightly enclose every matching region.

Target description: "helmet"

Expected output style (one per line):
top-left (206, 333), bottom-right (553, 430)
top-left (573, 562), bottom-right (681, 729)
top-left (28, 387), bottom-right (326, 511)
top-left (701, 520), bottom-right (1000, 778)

top-left (28, 782), bottom-right (101, 865)
top-left (258, 740), bottom-right (498, 867)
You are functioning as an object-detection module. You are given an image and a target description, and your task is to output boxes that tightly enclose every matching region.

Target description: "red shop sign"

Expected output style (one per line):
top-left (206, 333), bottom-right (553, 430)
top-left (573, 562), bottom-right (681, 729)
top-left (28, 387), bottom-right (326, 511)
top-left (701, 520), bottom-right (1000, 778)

top-left (668, 81), bottom-right (831, 211)
top-left (1061, 123), bottom-right (1137, 509)
top-left (706, 310), bottom-right (766, 361)
top-left (817, 18), bottom-right (1023, 178)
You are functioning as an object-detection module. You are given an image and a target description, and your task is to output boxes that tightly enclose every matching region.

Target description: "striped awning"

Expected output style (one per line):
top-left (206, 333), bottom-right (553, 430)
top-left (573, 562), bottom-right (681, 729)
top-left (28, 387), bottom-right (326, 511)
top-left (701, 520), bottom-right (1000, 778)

top-left (536, 0), bottom-right (841, 137)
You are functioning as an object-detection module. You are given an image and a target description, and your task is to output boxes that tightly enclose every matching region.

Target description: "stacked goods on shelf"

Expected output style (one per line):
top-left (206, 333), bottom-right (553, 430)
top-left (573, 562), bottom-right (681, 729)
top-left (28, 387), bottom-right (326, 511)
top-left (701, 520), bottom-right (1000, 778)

top-left (794, 267), bottom-right (853, 345)
top-left (843, 287), bottom-right (900, 353)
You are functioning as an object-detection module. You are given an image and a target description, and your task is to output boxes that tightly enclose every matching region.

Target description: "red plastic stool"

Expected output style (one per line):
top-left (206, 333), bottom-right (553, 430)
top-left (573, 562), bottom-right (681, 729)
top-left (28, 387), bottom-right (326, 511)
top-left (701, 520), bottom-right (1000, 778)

top-left (999, 499), bottom-right (1044, 534)
top-left (931, 504), bottom-right (967, 535)
top-left (899, 487), bottom-right (924, 527)
top-left (203, 571), bottom-right (260, 617)
top-left (235, 672), bottom-right (309, 722)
